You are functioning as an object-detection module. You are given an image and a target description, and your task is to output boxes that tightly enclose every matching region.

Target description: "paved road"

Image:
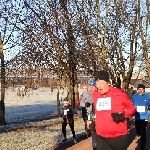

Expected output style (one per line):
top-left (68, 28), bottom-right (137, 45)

top-left (50, 118), bottom-right (150, 150)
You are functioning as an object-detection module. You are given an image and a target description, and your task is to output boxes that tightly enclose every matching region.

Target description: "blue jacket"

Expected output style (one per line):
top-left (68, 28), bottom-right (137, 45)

top-left (132, 93), bottom-right (150, 120)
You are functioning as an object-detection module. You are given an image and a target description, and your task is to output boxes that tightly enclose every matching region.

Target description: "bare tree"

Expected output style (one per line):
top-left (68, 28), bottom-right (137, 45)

top-left (134, 0), bottom-right (150, 82)
top-left (2, 0), bottom-right (150, 121)
top-left (0, 0), bottom-right (24, 124)
top-left (0, 33), bottom-right (6, 125)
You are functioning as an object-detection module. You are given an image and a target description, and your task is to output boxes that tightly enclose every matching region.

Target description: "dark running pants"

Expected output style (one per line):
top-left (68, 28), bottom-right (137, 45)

top-left (82, 107), bottom-right (87, 122)
top-left (81, 107), bottom-right (91, 136)
top-left (96, 134), bottom-right (128, 150)
top-left (62, 120), bottom-right (75, 138)
top-left (135, 120), bottom-right (148, 149)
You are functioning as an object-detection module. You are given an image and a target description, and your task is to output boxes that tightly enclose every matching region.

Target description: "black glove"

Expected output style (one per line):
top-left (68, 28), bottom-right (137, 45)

top-left (111, 113), bottom-right (125, 123)
top-left (85, 102), bottom-right (91, 107)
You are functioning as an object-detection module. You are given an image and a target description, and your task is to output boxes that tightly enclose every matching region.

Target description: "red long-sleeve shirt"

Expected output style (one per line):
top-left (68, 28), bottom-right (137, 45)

top-left (92, 86), bottom-right (136, 138)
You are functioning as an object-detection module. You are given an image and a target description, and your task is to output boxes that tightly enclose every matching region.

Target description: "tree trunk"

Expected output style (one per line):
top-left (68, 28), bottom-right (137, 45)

top-left (74, 83), bottom-right (79, 109)
top-left (0, 36), bottom-right (5, 125)
top-left (137, 0), bottom-right (150, 82)
top-left (57, 89), bottom-right (60, 114)
top-left (66, 79), bottom-right (72, 104)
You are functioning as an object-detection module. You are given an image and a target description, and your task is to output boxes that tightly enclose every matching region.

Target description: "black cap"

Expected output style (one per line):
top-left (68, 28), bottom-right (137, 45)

top-left (95, 70), bottom-right (109, 82)
top-left (137, 84), bottom-right (145, 89)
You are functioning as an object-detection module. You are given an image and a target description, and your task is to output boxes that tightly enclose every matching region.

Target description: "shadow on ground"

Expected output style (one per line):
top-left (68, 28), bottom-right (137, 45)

top-left (49, 118), bottom-right (150, 150)
top-left (127, 118), bottom-right (150, 150)
top-left (127, 118), bottom-right (136, 145)
top-left (49, 134), bottom-right (87, 150)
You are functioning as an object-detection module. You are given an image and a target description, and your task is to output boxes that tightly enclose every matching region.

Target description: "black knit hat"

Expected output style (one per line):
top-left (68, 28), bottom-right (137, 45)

top-left (137, 84), bottom-right (145, 89)
top-left (95, 70), bottom-right (109, 82)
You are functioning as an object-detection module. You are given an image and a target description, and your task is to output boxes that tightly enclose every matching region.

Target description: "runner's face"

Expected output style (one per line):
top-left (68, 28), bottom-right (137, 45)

top-left (64, 101), bottom-right (69, 106)
top-left (89, 85), bottom-right (96, 92)
top-left (96, 80), bottom-right (109, 94)
top-left (83, 86), bottom-right (88, 93)
top-left (128, 84), bottom-right (132, 88)
top-left (137, 88), bottom-right (145, 95)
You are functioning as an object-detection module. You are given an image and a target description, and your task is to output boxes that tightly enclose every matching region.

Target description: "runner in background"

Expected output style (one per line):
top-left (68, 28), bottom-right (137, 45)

top-left (76, 85), bottom-right (88, 122)
top-left (132, 84), bottom-right (150, 150)
top-left (126, 83), bottom-right (136, 99)
top-left (61, 97), bottom-right (77, 144)
top-left (80, 80), bottom-right (96, 142)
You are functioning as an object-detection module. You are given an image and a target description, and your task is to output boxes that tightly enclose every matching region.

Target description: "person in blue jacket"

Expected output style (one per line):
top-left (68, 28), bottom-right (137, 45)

top-left (132, 84), bottom-right (150, 150)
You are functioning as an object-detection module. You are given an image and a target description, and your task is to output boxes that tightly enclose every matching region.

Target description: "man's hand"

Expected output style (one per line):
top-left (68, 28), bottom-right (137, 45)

top-left (85, 102), bottom-right (91, 107)
top-left (111, 112), bottom-right (125, 123)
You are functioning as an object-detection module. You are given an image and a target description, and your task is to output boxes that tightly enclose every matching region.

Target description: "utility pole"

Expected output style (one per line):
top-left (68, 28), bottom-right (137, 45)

top-left (0, 33), bottom-right (6, 125)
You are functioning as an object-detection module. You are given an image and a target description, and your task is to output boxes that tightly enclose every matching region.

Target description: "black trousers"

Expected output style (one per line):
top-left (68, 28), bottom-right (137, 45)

top-left (135, 120), bottom-right (148, 149)
top-left (82, 107), bottom-right (87, 122)
top-left (81, 107), bottom-right (89, 135)
top-left (62, 120), bottom-right (75, 138)
top-left (96, 134), bottom-right (128, 150)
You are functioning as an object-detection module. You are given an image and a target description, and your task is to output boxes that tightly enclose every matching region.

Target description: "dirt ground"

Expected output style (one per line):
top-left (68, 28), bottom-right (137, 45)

top-left (49, 118), bottom-right (150, 150)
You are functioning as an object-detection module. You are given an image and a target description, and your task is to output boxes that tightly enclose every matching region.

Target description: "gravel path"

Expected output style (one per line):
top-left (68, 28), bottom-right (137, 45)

top-left (50, 118), bottom-right (150, 150)
top-left (0, 113), bottom-right (150, 150)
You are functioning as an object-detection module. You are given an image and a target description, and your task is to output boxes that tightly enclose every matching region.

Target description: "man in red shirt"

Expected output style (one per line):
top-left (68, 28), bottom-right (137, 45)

top-left (91, 70), bottom-right (136, 150)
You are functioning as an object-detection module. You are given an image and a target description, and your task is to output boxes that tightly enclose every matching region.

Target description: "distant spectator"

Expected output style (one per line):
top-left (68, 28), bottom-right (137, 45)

top-left (17, 87), bottom-right (21, 97)
top-left (17, 85), bottom-right (28, 98)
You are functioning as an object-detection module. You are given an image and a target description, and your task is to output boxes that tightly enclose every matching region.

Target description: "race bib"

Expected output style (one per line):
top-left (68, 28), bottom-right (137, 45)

top-left (64, 110), bottom-right (68, 115)
top-left (137, 106), bottom-right (145, 112)
top-left (96, 97), bottom-right (111, 111)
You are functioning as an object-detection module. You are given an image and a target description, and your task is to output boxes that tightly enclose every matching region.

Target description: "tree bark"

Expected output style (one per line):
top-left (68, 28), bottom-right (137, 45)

top-left (0, 36), bottom-right (5, 125)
